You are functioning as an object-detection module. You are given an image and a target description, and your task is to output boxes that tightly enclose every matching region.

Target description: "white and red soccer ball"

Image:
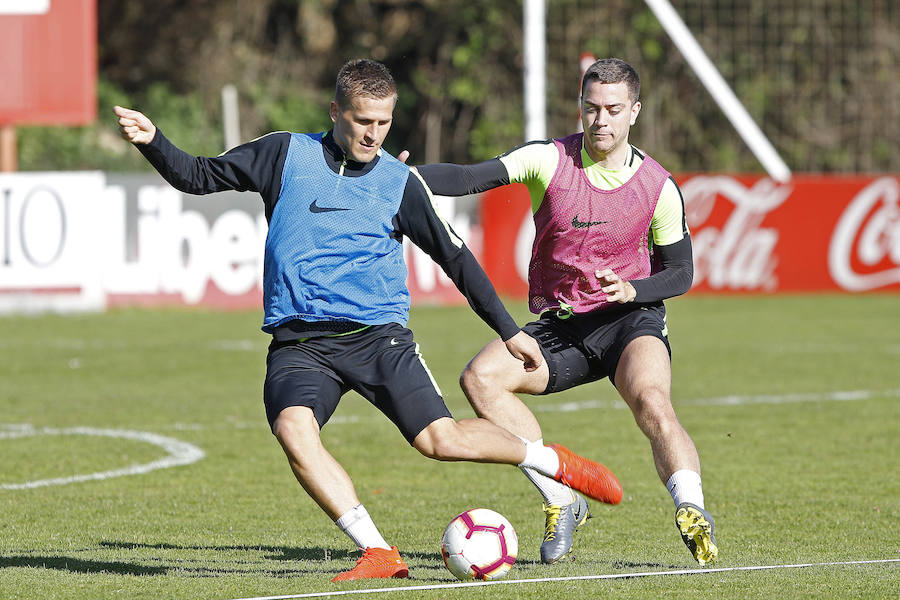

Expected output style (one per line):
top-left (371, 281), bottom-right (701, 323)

top-left (440, 508), bottom-right (518, 581)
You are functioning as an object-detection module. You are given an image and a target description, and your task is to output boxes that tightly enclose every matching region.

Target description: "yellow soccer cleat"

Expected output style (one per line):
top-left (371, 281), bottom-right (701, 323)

top-left (675, 502), bottom-right (718, 566)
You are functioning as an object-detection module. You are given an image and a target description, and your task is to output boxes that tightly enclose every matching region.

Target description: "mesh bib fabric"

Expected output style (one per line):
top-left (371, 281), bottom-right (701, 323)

top-left (262, 133), bottom-right (411, 331)
top-left (529, 133), bottom-right (670, 314)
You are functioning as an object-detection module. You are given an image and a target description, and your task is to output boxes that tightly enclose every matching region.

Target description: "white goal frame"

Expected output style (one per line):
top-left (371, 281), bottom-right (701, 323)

top-left (522, 0), bottom-right (792, 182)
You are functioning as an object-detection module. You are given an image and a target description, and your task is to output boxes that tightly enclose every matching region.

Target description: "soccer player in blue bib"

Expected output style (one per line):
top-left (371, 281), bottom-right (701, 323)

top-left (115, 59), bottom-right (622, 581)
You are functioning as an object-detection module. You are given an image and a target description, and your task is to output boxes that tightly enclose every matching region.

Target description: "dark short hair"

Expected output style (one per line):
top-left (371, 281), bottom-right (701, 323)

top-left (581, 58), bottom-right (640, 104)
top-left (334, 59), bottom-right (397, 107)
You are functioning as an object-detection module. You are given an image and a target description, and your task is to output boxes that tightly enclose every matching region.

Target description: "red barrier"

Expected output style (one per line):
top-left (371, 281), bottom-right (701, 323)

top-left (3, 173), bottom-right (895, 314)
top-left (0, 0), bottom-right (97, 125)
top-left (480, 175), bottom-right (900, 297)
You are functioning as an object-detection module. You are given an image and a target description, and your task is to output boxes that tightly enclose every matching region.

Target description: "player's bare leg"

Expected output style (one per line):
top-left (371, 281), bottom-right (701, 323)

top-left (614, 336), bottom-right (699, 481)
top-left (272, 406), bottom-right (362, 520)
top-left (460, 338), bottom-right (607, 563)
top-left (413, 416), bottom-right (619, 505)
top-left (614, 335), bottom-right (717, 565)
top-left (460, 338), bottom-right (549, 439)
top-left (272, 406), bottom-right (409, 580)
top-left (413, 416), bottom-right (528, 464)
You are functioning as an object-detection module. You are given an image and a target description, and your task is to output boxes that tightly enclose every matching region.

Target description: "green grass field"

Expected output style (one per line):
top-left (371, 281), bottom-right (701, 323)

top-left (1, 295), bottom-right (898, 599)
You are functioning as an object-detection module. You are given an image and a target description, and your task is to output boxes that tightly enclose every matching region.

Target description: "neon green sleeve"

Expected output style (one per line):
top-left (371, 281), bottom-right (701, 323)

top-left (498, 141), bottom-right (560, 213)
top-left (650, 178), bottom-right (689, 246)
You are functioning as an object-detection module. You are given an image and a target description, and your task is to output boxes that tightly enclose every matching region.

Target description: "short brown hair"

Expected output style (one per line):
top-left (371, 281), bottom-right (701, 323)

top-left (581, 58), bottom-right (640, 104)
top-left (334, 59), bottom-right (397, 107)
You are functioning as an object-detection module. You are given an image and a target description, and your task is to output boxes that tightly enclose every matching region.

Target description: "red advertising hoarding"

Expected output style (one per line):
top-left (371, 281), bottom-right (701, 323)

top-left (0, 0), bottom-right (97, 125)
top-left (0, 173), bottom-right (897, 314)
top-left (480, 174), bottom-right (900, 298)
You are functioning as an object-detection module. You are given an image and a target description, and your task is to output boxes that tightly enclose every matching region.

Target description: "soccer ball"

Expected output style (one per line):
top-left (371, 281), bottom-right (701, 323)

top-left (440, 508), bottom-right (518, 581)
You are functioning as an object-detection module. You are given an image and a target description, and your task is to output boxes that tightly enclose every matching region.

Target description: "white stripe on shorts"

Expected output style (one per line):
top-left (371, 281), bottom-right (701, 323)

top-left (413, 343), bottom-right (442, 397)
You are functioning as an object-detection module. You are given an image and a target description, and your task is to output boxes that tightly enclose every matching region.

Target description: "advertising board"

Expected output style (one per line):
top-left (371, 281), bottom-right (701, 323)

top-left (1, 173), bottom-right (897, 314)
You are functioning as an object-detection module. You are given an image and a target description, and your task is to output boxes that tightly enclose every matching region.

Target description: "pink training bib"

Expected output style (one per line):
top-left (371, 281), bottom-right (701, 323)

top-left (529, 133), bottom-right (670, 314)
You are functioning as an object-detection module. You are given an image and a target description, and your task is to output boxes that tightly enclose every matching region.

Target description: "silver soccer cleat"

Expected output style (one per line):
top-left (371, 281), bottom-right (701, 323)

top-left (540, 493), bottom-right (591, 563)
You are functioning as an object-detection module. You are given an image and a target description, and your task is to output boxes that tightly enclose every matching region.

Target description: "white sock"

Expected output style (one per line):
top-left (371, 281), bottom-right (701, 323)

top-left (517, 438), bottom-right (559, 475)
top-left (517, 438), bottom-right (575, 506)
top-left (666, 469), bottom-right (704, 508)
top-left (522, 467), bottom-right (576, 506)
top-left (334, 504), bottom-right (391, 550)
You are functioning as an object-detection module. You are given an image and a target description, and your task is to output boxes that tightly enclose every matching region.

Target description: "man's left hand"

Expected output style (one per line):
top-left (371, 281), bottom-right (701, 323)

top-left (596, 268), bottom-right (636, 303)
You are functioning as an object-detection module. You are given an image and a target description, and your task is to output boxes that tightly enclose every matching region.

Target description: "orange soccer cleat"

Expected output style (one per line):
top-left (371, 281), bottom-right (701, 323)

top-left (331, 546), bottom-right (409, 582)
top-left (548, 443), bottom-right (623, 505)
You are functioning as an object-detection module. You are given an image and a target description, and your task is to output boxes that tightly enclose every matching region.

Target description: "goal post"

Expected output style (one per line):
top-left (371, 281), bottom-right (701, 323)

top-left (642, 0), bottom-right (791, 182)
top-left (523, 0), bottom-right (792, 182)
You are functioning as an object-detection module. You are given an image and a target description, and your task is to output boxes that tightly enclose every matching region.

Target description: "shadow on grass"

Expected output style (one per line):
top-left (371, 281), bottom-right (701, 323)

top-left (0, 551), bottom-right (353, 579)
top-left (96, 541), bottom-right (465, 579)
top-left (0, 543), bottom-right (358, 578)
top-left (98, 541), bottom-right (490, 566)
top-left (99, 540), bottom-right (355, 562)
top-left (0, 555), bottom-right (167, 576)
top-left (5, 542), bottom-right (536, 580)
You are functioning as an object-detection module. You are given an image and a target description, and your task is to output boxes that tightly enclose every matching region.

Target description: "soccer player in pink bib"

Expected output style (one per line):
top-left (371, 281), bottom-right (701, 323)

top-left (416, 58), bottom-right (717, 566)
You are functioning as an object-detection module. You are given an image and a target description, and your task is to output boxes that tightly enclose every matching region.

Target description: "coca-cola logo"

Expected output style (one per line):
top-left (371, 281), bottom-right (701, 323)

top-left (828, 177), bottom-right (900, 291)
top-left (681, 176), bottom-right (792, 291)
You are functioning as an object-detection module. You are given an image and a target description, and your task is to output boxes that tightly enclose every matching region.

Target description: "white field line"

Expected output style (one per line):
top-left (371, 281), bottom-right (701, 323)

top-left (227, 559), bottom-right (900, 600)
top-left (209, 340), bottom-right (260, 352)
top-left (532, 388), bottom-right (900, 414)
top-left (2, 387), bottom-right (891, 488)
top-left (0, 425), bottom-right (205, 490)
top-left (159, 387), bottom-right (899, 433)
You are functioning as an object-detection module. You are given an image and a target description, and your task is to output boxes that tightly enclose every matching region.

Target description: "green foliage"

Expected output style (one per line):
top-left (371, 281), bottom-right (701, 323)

top-left (17, 78), bottom-right (143, 172)
top-left (12, 1), bottom-right (900, 172)
top-left (249, 83), bottom-right (332, 135)
top-left (469, 112), bottom-right (525, 161)
top-left (18, 77), bottom-right (225, 171)
top-left (140, 82), bottom-right (223, 158)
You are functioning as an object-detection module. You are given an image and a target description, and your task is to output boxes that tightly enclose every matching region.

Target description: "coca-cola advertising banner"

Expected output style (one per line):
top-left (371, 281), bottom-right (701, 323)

top-left (480, 175), bottom-right (900, 296)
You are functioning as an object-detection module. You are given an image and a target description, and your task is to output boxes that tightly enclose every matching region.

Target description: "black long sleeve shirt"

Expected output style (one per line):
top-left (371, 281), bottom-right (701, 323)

top-left (136, 129), bottom-right (521, 340)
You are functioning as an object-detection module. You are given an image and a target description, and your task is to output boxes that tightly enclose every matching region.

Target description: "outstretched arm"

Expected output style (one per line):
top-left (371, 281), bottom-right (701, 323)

top-left (415, 140), bottom-right (558, 200)
top-left (395, 170), bottom-right (542, 371)
top-left (414, 159), bottom-right (510, 196)
top-left (112, 106), bottom-right (288, 206)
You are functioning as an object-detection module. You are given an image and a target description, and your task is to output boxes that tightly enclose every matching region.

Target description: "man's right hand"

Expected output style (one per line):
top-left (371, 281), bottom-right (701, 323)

top-left (504, 330), bottom-right (543, 373)
top-left (114, 105), bottom-right (156, 145)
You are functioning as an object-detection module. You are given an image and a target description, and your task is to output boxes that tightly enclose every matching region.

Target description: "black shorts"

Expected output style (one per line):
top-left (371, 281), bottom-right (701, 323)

top-left (522, 302), bottom-right (671, 394)
top-left (263, 322), bottom-right (452, 445)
